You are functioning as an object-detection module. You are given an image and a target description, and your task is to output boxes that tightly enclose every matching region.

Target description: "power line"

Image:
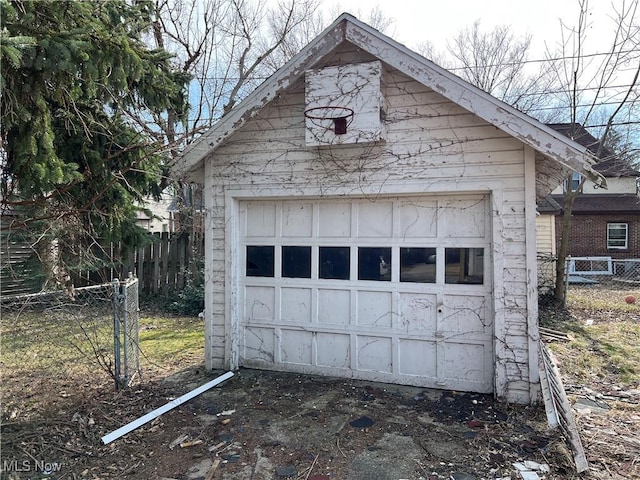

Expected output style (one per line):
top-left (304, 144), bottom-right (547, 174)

top-left (444, 49), bottom-right (640, 71)
top-left (582, 121), bottom-right (640, 128)
top-left (184, 49), bottom-right (640, 80)
top-left (526, 100), bottom-right (638, 111)
top-left (503, 83), bottom-right (639, 98)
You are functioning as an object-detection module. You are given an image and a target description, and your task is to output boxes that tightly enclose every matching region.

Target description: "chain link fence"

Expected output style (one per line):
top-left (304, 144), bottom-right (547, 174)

top-left (538, 255), bottom-right (640, 311)
top-left (1, 277), bottom-right (140, 392)
top-left (537, 254), bottom-right (559, 310)
top-left (113, 276), bottom-right (140, 388)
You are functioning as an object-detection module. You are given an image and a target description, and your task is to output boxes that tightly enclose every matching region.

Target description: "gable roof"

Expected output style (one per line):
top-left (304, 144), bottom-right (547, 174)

top-left (173, 13), bottom-right (606, 188)
top-left (596, 159), bottom-right (640, 177)
top-left (547, 123), bottom-right (640, 177)
top-left (546, 123), bottom-right (612, 159)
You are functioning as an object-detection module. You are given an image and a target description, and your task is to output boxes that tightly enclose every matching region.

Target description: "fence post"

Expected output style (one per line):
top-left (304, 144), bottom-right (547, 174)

top-left (123, 277), bottom-right (130, 384)
top-left (161, 232), bottom-right (169, 295)
top-left (129, 274), bottom-right (140, 378)
top-left (564, 256), bottom-right (571, 309)
top-left (153, 234), bottom-right (161, 295)
top-left (112, 278), bottom-right (122, 390)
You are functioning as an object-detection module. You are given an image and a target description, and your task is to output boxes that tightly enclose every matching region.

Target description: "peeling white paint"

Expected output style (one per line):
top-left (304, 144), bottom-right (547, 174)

top-left (181, 15), bottom-right (599, 405)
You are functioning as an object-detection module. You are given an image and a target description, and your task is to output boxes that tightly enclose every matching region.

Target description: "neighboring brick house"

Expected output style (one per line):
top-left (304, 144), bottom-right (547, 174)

top-left (547, 123), bottom-right (640, 259)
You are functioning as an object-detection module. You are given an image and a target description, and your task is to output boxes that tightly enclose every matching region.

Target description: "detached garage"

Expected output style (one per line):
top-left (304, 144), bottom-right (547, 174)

top-left (173, 14), bottom-right (604, 404)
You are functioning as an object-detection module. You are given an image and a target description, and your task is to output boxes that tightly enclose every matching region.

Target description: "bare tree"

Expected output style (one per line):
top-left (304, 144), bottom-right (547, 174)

top-left (142, 1), bottom-right (398, 164)
top-left (416, 3), bottom-right (638, 304)
top-left (419, 21), bottom-right (557, 114)
top-left (147, 0), bottom-right (322, 153)
top-left (548, 0), bottom-right (639, 303)
top-left (145, 0), bottom-right (323, 267)
top-left (142, 1), bottom-right (395, 282)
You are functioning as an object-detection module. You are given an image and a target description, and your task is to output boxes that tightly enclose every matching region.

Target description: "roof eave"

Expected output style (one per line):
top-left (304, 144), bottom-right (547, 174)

top-left (173, 14), bottom-right (608, 189)
top-left (343, 21), bottom-right (608, 188)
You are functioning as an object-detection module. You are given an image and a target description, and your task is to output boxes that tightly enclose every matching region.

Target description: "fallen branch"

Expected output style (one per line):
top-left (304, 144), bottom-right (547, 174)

top-left (299, 453), bottom-right (319, 480)
top-left (208, 441), bottom-right (227, 452)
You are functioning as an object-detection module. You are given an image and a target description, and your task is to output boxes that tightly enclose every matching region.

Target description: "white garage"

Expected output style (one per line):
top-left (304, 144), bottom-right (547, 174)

top-left (238, 196), bottom-right (493, 392)
top-left (174, 14), bottom-right (604, 403)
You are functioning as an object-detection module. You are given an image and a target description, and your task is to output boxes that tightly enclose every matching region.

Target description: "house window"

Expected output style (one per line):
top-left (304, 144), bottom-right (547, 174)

top-left (565, 172), bottom-right (582, 192)
top-left (607, 223), bottom-right (628, 249)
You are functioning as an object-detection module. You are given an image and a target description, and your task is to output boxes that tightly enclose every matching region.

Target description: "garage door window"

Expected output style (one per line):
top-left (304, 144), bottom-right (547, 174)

top-left (246, 245), bottom-right (485, 285)
top-left (246, 246), bottom-right (274, 277)
top-left (400, 247), bottom-right (436, 283)
top-left (445, 248), bottom-right (484, 284)
top-left (319, 247), bottom-right (350, 280)
top-left (358, 247), bottom-right (391, 281)
top-left (282, 246), bottom-right (312, 278)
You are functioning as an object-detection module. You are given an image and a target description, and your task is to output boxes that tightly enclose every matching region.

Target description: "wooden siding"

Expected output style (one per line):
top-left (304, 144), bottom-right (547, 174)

top-left (203, 61), bottom-right (534, 402)
top-left (0, 213), bottom-right (51, 296)
top-left (0, 221), bottom-right (45, 296)
top-left (551, 174), bottom-right (637, 196)
top-left (536, 215), bottom-right (557, 256)
top-left (535, 151), bottom-right (572, 200)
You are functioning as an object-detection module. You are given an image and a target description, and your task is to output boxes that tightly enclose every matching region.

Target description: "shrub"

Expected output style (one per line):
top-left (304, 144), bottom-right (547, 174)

top-left (167, 278), bottom-right (204, 316)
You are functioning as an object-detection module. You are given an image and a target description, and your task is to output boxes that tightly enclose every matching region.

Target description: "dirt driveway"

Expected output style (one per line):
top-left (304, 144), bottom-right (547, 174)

top-left (70, 367), bottom-right (570, 480)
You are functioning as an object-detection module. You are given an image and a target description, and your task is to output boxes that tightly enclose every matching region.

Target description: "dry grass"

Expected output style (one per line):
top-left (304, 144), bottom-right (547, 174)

top-left (1, 305), bottom-right (206, 479)
top-left (1, 308), bottom-right (204, 421)
top-left (540, 286), bottom-right (640, 479)
top-left (1, 287), bottom-right (638, 479)
top-left (568, 286), bottom-right (639, 312)
top-left (542, 286), bottom-right (640, 386)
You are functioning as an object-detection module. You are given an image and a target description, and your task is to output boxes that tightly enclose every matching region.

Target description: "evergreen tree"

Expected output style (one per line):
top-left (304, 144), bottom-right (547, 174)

top-left (1, 0), bottom-right (189, 282)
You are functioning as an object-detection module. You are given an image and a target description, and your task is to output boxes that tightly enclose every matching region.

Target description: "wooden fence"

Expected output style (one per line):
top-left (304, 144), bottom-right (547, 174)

top-left (77, 231), bottom-right (204, 295)
top-left (1, 226), bottom-right (204, 297)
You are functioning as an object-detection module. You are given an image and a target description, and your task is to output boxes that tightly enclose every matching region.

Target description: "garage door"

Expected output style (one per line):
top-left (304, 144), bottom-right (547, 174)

top-left (237, 195), bottom-right (493, 393)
